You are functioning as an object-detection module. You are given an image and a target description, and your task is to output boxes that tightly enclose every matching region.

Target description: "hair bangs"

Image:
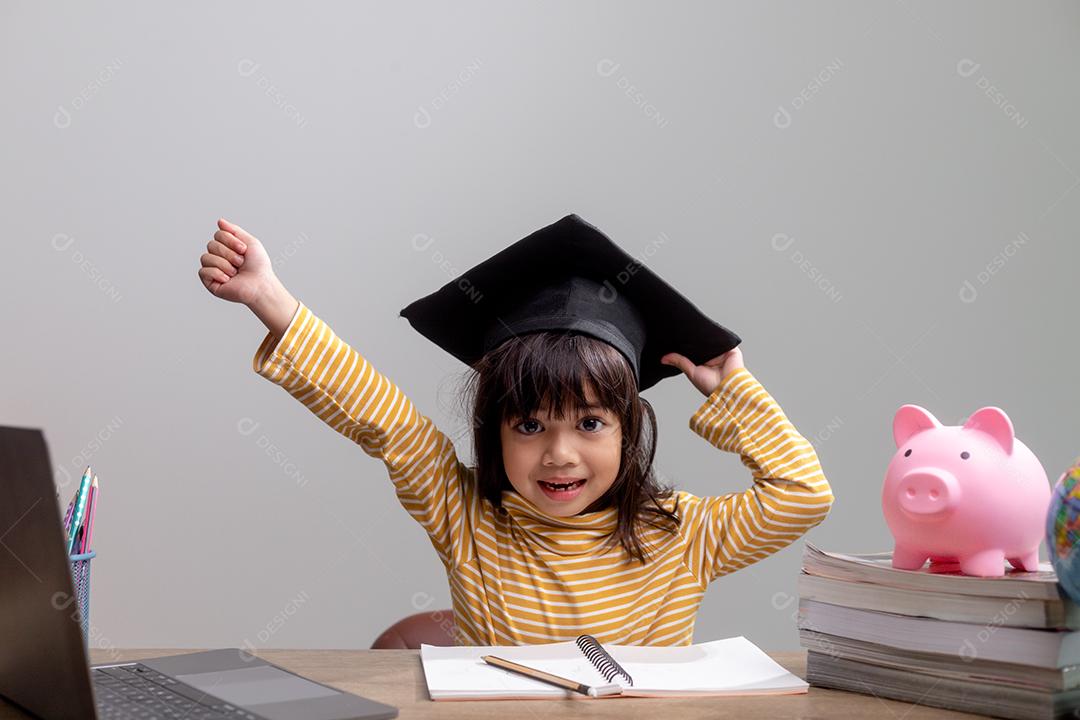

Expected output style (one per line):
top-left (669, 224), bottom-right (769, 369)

top-left (496, 332), bottom-right (633, 426)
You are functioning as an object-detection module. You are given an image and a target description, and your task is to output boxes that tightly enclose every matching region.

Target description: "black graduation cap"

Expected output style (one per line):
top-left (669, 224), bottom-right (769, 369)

top-left (398, 213), bottom-right (741, 391)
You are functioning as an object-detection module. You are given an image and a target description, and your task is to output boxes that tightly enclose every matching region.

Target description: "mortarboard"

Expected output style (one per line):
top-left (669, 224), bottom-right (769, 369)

top-left (398, 213), bottom-right (741, 391)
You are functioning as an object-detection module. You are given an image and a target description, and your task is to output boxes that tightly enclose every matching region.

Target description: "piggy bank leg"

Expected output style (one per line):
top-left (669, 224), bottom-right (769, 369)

top-left (892, 545), bottom-right (929, 570)
top-left (1006, 550), bottom-right (1040, 572)
top-left (959, 549), bottom-right (1007, 577)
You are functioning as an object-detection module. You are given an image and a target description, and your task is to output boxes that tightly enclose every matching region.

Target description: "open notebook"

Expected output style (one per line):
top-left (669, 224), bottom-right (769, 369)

top-left (420, 635), bottom-right (807, 700)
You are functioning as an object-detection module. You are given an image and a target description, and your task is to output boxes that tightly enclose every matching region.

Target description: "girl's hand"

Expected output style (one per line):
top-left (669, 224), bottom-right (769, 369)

top-left (661, 347), bottom-right (745, 397)
top-left (198, 219), bottom-right (277, 307)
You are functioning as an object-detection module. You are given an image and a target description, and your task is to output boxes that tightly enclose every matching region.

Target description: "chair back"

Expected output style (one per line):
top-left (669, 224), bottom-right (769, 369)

top-left (371, 610), bottom-right (457, 649)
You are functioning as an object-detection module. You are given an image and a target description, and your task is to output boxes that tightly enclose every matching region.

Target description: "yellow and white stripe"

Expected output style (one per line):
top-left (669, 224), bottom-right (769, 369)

top-left (253, 302), bottom-right (834, 646)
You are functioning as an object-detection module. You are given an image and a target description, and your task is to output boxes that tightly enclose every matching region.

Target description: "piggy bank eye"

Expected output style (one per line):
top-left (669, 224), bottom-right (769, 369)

top-left (904, 449), bottom-right (912, 457)
top-left (961, 451), bottom-right (970, 460)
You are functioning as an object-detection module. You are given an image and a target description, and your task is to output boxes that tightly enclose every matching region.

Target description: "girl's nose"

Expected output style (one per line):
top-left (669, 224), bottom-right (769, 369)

top-left (542, 431), bottom-right (580, 465)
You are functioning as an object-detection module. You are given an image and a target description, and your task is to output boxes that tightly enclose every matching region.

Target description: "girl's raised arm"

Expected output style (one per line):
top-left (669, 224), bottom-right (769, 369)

top-left (678, 367), bottom-right (835, 585)
top-left (199, 219), bottom-right (473, 571)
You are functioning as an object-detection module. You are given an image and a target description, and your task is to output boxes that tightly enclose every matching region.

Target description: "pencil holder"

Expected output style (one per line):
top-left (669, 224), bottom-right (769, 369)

top-left (69, 550), bottom-right (96, 647)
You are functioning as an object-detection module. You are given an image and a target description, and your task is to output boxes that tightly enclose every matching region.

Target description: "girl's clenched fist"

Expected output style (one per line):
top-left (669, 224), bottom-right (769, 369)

top-left (199, 218), bottom-right (276, 307)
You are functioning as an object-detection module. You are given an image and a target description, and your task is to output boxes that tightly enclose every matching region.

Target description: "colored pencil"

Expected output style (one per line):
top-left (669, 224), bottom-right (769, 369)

top-left (66, 466), bottom-right (92, 555)
top-left (80, 478), bottom-right (98, 554)
top-left (74, 484), bottom-right (92, 554)
top-left (62, 497), bottom-right (75, 546)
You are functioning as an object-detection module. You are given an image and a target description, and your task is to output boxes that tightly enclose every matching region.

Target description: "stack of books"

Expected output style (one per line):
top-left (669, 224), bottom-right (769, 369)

top-left (798, 542), bottom-right (1080, 720)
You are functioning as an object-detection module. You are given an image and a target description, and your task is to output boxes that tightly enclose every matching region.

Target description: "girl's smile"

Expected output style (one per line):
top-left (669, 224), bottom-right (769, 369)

top-left (536, 476), bottom-right (589, 501)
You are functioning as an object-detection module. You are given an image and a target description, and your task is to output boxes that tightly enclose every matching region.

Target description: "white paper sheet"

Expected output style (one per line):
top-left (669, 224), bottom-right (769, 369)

top-left (420, 635), bottom-right (808, 699)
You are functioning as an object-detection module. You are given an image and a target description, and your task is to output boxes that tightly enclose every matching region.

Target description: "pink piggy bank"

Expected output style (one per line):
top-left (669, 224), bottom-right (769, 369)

top-left (882, 404), bottom-right (1050, 577)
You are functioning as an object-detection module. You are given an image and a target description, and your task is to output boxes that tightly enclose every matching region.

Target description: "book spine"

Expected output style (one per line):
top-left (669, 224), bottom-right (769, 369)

top-left (798, 573), bottom-right (1063, 629)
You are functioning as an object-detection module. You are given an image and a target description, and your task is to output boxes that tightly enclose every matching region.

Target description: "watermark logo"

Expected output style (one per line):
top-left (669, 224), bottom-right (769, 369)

top-left (239, 590), bottom-right (311, 661)
top-left (50, 591), bottom-right (122, 661)
top-left (273, 232), bottom-right (310, 270)
top-left (55, 417), bottom-right (124, 490)
top-left (773, 590), bottom-right (842, 660)
top-left (414, 58), bottom-right (484, 129)
top-left (237, 417), bottom-right (308, 487)
top-left (770, 233), bottom-right (843, 303)
top-left (410, 233), bottom-right (483, 304)
top-left (956, 58), bottom-right (1028, 129)
top-left (412, 591), bottom-right (458, 642)
top-left (598, 232), bottom-right (670, 304)
top-left (957, 590), bottom-right (1029, 662)
top-left (811, 415), bottom-right (845, 446)
top-left (51, 234), bottom-right (123, 302)
top-left (774, 58), bottom-right (844, 129)
top-left (54, 58), bottom-right (124, 129)
top-left (958, 232), bottom-right (1030, 304)
top-left (237, 58), bottom-right (307, 129)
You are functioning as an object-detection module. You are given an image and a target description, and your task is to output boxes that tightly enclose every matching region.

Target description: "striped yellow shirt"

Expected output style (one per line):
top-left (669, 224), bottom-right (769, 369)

top-left (253, 302), bottom-right (835, 646)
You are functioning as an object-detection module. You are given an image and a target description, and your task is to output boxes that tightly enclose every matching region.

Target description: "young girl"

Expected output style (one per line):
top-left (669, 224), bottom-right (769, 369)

top-left (198, 215), bottom-right (835, 647)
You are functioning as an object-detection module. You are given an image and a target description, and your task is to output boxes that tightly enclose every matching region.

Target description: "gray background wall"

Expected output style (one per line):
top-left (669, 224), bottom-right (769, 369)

top-left (2, 1), bottom-right (1077, 653)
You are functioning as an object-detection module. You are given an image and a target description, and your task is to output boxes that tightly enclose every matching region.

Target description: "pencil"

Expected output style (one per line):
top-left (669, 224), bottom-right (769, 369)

top-left (66, 466), bottom-right (92, 555)
top-left (62, 497), bottom-right (75, 546)
top-left (480, 655), bottom-right (623, 698)
top-left (78, 479), bottom-right (97, 554)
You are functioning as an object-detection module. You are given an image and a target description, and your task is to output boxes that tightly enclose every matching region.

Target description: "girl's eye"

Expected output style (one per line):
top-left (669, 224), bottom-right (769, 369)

top-left (513, 417), bottom-right (607, 434)
top-left (516, 420), bottom-right (542, 435)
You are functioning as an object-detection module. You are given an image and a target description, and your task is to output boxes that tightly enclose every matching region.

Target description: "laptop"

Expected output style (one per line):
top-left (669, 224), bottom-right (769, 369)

top-left (0, 425), bottom-right (399, 720)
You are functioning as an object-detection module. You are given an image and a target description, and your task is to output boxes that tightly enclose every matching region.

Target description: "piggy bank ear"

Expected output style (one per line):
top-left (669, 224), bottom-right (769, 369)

top-left (962, 407), bottom-right (1015, 455)
top-left (893, 405), bottom-right (941, 448)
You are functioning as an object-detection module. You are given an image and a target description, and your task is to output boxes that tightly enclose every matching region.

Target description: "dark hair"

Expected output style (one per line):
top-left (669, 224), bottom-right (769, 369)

top-left (460, 331), bottom-right (681, 565)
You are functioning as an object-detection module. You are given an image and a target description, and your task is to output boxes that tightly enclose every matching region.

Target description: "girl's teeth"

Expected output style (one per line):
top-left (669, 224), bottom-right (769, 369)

top-left (542, 480), bottom-right (585, 491)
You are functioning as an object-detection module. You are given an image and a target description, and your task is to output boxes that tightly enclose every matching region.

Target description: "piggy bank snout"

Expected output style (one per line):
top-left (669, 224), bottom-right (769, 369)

top-left (896, 470), bottom-right (960, 516)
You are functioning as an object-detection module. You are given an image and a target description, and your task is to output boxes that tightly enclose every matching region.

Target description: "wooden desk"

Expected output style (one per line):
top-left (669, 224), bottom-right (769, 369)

top-left (0, 648), bottom-right (987, 719)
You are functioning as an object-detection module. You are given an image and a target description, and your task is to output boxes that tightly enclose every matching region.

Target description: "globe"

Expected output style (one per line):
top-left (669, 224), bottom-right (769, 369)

top-left (1046, 458), bottom-right (1080, 604)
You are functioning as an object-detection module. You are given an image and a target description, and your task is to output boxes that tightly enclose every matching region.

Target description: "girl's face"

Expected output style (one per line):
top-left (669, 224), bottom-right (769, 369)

top-left (500, 385), bottom-right (622, 517)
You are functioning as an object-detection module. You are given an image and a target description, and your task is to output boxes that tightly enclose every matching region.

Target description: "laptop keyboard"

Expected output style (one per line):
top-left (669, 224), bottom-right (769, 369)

top-left (92, 663), bottom-right (266, 720)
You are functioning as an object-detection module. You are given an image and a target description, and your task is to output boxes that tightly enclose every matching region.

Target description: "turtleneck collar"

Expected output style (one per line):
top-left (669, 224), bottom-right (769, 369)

top-left (499, 490), bottom-right (620, 556)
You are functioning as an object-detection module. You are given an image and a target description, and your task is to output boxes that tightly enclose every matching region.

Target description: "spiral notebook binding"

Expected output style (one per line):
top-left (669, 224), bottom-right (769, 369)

top-left (575, 634), bottom-right (633, 686)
